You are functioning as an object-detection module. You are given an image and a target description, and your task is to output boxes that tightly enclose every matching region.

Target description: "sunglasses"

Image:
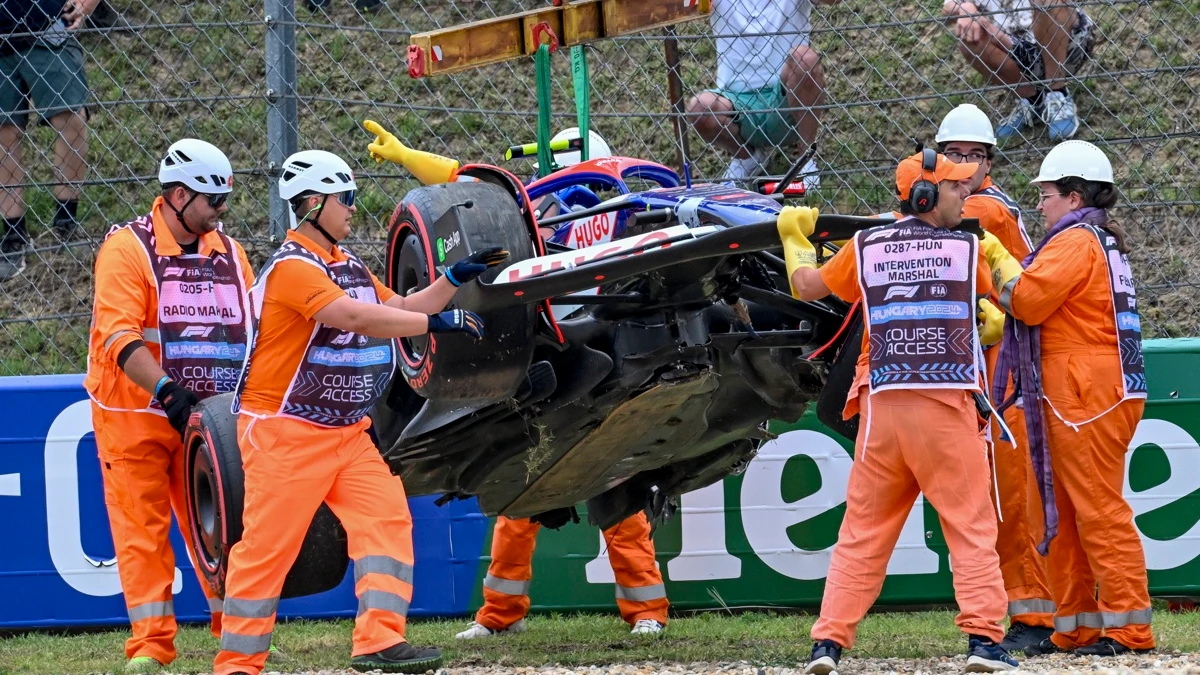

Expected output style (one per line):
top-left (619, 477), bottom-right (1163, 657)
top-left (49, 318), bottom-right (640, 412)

top-left (334, 190), bottom-right (356, 208)
top-left (188, 189), bottom-right (228, 208)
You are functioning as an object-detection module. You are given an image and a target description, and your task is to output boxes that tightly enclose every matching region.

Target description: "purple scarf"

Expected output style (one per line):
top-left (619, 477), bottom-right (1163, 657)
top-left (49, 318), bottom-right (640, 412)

top-left (992, 206), bottom-right (1109, 555)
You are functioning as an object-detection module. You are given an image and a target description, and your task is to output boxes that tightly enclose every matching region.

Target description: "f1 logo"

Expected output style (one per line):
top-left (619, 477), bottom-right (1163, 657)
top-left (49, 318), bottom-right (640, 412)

top-left (331, 332), bottom-right (356, 346)
top-left (180, 326), bottom-right (214, 338)
top-left (884, 285), bottom-right (920, 300)
top-left (864, 228), bottom-right (898, 242)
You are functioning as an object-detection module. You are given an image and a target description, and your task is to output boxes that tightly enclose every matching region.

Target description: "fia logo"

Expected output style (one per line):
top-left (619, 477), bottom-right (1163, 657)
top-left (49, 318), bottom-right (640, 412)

top-left (929, 283), bottom-right (948, 298)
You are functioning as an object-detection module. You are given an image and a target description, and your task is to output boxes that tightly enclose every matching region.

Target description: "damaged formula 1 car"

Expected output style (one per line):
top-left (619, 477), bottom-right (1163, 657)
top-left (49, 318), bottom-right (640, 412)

top-left (182, 148), bottom-right (890, 599)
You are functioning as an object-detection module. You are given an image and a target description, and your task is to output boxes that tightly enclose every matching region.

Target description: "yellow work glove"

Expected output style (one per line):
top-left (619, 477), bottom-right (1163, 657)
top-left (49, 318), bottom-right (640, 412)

top-left (977, 298), bottom-right (1005, 347)
top-left (363, 120), bottom-right (461, 185)
top-left (979, 231), bottom-right (1023, 296)
top-left (777, 206), bottom-right (820, 298)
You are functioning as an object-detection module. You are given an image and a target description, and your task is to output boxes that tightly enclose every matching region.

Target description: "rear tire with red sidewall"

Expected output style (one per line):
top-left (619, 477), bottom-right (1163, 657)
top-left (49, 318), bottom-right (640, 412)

top-left (387, 181), bottom-right (537, 401)
top-left (814, 311), bottom-right (863, 442)
top-left (184, 393), bottom-right (350, 600)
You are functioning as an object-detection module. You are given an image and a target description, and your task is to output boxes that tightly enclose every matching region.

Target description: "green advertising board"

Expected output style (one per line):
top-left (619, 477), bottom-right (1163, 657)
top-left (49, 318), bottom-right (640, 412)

top-left (470, 338), bottom-right (1200, 614)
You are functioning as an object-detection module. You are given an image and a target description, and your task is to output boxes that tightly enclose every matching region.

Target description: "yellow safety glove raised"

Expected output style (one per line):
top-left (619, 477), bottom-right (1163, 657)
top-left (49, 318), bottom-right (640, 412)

top-left (776, 206), bottom-right (820, 298)
top-left (363, 120), bottom-right (461, 185)
top-left (977, 297), bottom-right (1005, 347)
top-left (979, 231), bottom-right (1023, 299)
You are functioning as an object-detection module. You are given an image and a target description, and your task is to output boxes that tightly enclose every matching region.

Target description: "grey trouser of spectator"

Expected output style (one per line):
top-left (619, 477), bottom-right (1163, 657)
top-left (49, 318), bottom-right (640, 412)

top-left (1007, 10), bottom-right (1096, 84)
top-left (1, 38), bottom-right (91, 128)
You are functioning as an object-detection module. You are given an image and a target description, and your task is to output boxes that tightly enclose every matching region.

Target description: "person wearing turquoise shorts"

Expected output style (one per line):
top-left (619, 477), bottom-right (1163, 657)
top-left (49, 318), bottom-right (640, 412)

top-left (686, 0), bottom-right (838, 186)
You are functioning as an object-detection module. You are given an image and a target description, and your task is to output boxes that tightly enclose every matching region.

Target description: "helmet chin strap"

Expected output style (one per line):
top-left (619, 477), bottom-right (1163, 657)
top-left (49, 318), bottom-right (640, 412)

top-left (170, 192), bottom-right (202, 236)
top-left (301, 194), bottom-right (340, 246)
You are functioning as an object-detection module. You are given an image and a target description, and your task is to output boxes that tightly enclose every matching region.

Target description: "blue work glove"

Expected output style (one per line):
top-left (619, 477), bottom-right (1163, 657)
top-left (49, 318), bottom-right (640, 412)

top-left (428, 309), bottom-right (485, 339)
top-left (444, 246), bottom-right (509, 287)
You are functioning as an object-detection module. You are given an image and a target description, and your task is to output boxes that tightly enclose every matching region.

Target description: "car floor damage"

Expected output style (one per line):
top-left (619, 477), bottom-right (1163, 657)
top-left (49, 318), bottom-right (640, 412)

top-left (371, 159), bottom-right (861, 531)
top-left (184, 155), bottom-right (911, 599)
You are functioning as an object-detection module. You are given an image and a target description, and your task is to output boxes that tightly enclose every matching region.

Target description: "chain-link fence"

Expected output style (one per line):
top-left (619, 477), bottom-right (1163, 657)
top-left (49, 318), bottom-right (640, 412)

top-left (2, 0), bottom-right (1197, 375)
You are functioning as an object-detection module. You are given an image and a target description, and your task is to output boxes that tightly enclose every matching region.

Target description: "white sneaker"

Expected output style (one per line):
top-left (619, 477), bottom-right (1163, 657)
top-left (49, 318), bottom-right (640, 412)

top-left (630, 618), bottom-right (665, 634)
top-left (455, 618), bottom-right (527, 639)
top-left (723, 147), bottom-right (772, 181)
top-left (996, 98), bottom-right (1038, 142)
top-left (1043, 90), bottom-right (1080, 141)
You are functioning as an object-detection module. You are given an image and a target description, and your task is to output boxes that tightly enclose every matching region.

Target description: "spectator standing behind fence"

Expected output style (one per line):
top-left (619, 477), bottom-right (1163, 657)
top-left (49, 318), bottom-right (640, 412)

top-left (0, 0), bottom-right (95, 281)
top-left (686, 0), bottom-right (835, 186)
top-left (943, 0), bottom-right (1095, 143)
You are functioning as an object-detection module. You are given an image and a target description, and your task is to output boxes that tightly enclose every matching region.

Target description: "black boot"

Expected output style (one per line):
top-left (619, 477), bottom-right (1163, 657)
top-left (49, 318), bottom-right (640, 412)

top-left (1075, 637), bottom-right (1153, 656)
top-left (1000, 621), bottom-right (1054, 652)
top-left (1024, 637), bottom-right (1067, 656)
top-left (350, 642), bottom-right (442, 673)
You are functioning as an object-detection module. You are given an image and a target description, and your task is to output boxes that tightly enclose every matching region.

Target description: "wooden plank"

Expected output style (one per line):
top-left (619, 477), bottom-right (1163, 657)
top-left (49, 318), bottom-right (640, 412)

top-left (520, 10), bottom-right (564, 56)
top-left (412, 12), bottom-right (527, 77)
top-left (409, 0), bottom-right (710, 77)
top-left (603, 0), bottom-right (710, 36)
top-left (561, 1), bottom-right (603, 45)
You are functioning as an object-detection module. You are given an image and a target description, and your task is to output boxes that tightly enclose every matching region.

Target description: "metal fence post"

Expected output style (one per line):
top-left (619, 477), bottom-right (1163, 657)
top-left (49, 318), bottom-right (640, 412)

top-left (265, 0), bottom-right (298, 241)
top-left (663, 25), bottom-right (691, 177)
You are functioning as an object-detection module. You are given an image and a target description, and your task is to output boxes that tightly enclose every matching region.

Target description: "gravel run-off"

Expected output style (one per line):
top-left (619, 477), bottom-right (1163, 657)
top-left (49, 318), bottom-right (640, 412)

top-left (254, 651), bottom-right (1200, 675)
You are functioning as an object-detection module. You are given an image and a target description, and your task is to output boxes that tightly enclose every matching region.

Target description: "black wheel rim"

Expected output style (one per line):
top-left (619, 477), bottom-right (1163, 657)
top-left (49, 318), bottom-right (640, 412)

top-left (190, 443), bottom-right (222, 573)
top-left (397, 231), bottom-right (430, 365)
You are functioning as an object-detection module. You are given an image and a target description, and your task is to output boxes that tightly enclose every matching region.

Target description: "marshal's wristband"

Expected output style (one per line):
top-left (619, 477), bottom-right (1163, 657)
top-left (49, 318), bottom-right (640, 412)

top-left (154, 375), bottom-right (171, 399)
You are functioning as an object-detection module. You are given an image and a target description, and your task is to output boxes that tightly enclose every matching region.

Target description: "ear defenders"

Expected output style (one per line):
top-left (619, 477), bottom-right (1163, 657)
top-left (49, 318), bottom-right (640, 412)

top-left (908, 148), bottom-right (940, 214)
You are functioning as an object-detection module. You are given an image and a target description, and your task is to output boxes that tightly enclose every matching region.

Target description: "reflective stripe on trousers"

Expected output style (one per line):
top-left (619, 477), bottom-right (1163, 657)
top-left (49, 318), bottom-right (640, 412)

top-left (483, 573), bottom-right (532, 597)
top-left (128, 599), bottom-right (174, 623)
top-left (220, 630), bottom-right (273, 656)
top-left (1054, 608), bottom-right (1152, 633)
top-left (358, 589), bottom-right (410, 616)
top-left (354, 555), bottom-right (414, 585)
top-left (615, 583), bottom-right (667, 603)
top-left (1009, 598), bottom-right (1056, 616)
top-left (224, 596), bottom-right (280, 619)
top-left (355, 555), bottom-right (415, 618)
top-left (220, 596), bottom-right (280, 655)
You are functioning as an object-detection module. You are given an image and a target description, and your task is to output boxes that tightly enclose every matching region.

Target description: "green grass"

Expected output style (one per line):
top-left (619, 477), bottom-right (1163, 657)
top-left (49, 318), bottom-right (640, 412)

top-left (3, 0), bottom-right (1199, 375)
top-left (2, 607), bottom-right (1199, 674)
top-left (0, 320), bottom-right (89, 377)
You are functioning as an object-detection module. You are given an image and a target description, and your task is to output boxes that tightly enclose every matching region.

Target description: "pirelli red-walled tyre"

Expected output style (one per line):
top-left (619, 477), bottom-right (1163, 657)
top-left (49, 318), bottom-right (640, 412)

top-left (814, 311), bottom-right (864, 442)
top-left (386, 180), bottom-right (538, 401)
top-left (183, 393), bottom-right (349, 599)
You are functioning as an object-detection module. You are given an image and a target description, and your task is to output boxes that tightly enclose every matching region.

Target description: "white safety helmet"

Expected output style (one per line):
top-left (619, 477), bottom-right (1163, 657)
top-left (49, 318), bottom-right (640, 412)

top-left (548, 127), bottom-right (613, 167)
top-left (278, 150), bottom-right (357, 201)
top-left (1031, 140), bottom-right (1114, 184)
top-left (935, 103), bottom-right (997, 147)
top-left (158, 139), bottom-right (233, 194)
